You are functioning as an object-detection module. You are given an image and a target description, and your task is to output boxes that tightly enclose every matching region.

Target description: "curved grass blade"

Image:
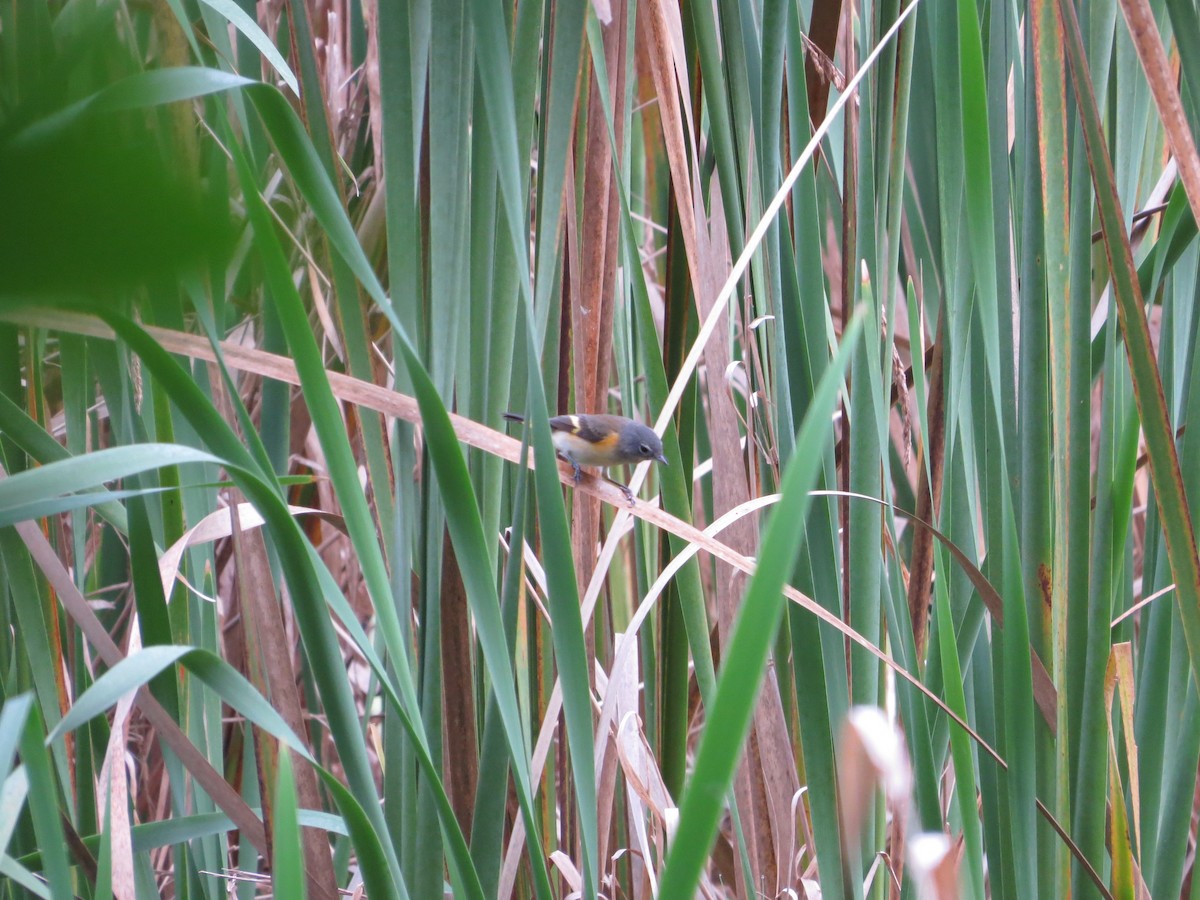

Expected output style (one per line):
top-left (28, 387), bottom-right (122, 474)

top-left (46, 646), bottom-right (311, 757)
top-left (0, 444), bottom-right (218, 524)
top-left (9, 68), bottom-right (255, 150)
top-left (0, 486), bottom-right (175, 527)
top-left (39, 639), bottom-right (410, 900)
top-left (0, 390), bottom-right (129, 531)
top-left (197, 0), bottom-right (299, 95)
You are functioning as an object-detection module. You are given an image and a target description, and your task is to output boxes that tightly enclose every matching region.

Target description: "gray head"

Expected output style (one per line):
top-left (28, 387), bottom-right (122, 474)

top-left (618, 422), bottom-right (668, 465)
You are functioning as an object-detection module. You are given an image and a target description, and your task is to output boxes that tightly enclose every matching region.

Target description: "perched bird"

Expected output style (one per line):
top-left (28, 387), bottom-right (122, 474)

top-left (503, 412), bottom-right (668, 504)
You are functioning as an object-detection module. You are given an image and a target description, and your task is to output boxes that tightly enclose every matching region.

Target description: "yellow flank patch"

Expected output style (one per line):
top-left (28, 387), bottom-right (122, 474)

top-left (552, 427), bottom-right (620, 467)
top-left (593, 431), bottom-right (619, 451)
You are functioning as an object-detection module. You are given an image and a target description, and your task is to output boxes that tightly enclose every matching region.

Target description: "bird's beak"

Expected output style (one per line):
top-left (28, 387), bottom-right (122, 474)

top-left (655, 453), bottom-right (669, 466)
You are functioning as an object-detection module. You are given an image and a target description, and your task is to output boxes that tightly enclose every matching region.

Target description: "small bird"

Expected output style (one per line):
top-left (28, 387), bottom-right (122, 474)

top-left (503, 412), bottom-right (668, 504)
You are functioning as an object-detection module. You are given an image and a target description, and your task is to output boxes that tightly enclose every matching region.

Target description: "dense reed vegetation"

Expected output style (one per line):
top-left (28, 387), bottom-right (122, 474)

top-left (1, 0), bottom-right (1198, 897)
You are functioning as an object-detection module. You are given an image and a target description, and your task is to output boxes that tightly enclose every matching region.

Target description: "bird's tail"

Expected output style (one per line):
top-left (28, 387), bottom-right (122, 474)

top-left (502, 412), bottom-right (525, 424)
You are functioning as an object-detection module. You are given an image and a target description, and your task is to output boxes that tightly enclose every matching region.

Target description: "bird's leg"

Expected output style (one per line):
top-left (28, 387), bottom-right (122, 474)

top-left (571, 461), bottom-right (583, 484)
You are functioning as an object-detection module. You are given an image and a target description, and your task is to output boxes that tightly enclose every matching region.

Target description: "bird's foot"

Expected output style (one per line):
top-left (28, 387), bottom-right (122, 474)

top-left (612, 480), bottom-right (635, 507)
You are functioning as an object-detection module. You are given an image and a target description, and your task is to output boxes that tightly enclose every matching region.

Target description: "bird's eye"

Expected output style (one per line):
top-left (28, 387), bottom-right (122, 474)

top-left (639, 443), bottom-right (651, 455)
